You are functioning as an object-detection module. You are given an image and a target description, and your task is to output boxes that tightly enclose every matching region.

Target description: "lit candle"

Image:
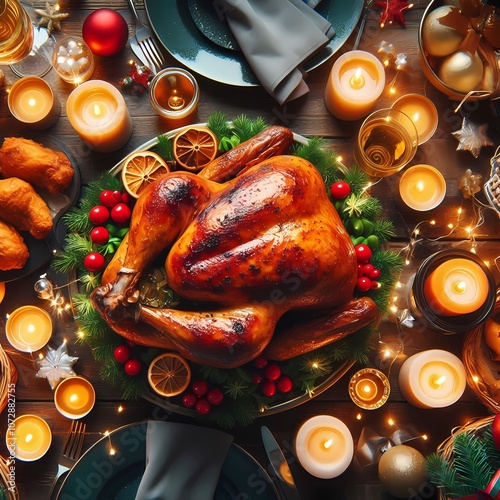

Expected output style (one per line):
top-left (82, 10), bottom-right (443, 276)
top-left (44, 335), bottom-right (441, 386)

top-left (54, 376), bottom-right (96, 419)
top-left (6, 415), bottom-right (52, 461)
top-left (398, 349), bottom-right (466, 408)
top-left (295, 415), bottom-right (353, 479)
top-left (149, 67), bottom-right (200, 128)
top-left (424, 258), bottom-right (489, 316)
top-left (325, 50), bottom-right (385, 121)
top-left (5, 305), bottom-right (52, 352)
top-left (391, 93), bottom-right (438, 145)
top-left (66, 80), bottom-right (133, 152)
top-left (52, 36), bottom-right (95, 84)
top-left (348, 368), bottom-right (390, 409)
top-left (398, 164), bottom-right (446, 211)
top-left (7, 76), bottom-right (61, 129)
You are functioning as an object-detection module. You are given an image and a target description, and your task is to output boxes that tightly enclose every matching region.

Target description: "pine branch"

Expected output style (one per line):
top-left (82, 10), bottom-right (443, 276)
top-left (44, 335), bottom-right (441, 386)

top-left (372, 219), bottom-right (397, 244)
top-left (231, 114), bottom-right (267, 142)
top-left (371, 250), bottom-right (404, 276)
top-left (154, 134), bottom-right (174, 161)
top-left (344, 165), bottom-right (370, 195)
top-left (426, 453), bottom-right (471, 498)
top-left (207, 111), bottom-right (232, 140)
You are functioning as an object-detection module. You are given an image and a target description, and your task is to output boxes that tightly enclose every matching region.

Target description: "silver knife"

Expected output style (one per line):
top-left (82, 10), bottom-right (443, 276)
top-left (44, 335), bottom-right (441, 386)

top-left (261, 426), bottom-right (301, 500)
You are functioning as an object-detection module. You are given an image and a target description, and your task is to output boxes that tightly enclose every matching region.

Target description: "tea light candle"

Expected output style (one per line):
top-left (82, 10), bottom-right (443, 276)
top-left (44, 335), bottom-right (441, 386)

top-left (325, 50), bottom-right (385, 121)
top-left (398, 164), bottom-right (446, 211)
top-left (348, 368), bottom-right (390, 409)
top-left (398, 349), bottom-right (466, 408)
top-left (149, 67), bottom-right (200, 127)
top-left (7, 415), bottom-right (52, 461)
top-left (295, 415), bottom-right (353, 479)
top-left (5, 305), bottom-right (52, 352)
top-left (424, 258), bottom-right (489, 316)
top-left (54, 376), bottom-right (96, 419)
top-left (7, 76), bottom-right (61, 129)
top-left (66, 80), bottom-right (133, 152)
top-left (391, 93), bottom-right (438, 144)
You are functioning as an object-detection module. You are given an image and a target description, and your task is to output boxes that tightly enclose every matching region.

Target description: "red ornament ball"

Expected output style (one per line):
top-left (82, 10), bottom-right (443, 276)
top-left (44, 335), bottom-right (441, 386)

top-left (113, 345), bottom-right (131, 364)
top-left (82, 9), bottom-right (128, 56)
top-left (124, 358), bottom-right (142, 376)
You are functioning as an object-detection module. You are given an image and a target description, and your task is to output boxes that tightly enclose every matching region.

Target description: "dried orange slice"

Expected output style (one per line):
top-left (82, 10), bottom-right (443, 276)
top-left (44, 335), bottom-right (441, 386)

top-left (173, 125), bottom-right (218, 171)
top-left (147, 352), bottom-right (191, 397)
top-left (121, 150), bottom-right (170, 199)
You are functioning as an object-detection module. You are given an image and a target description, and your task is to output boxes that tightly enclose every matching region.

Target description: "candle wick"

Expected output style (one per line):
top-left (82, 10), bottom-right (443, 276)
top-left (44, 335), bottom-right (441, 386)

top-left (350, 68), bottom-right (365, 90)
top-left (323, 439), bottom-right (333, 450)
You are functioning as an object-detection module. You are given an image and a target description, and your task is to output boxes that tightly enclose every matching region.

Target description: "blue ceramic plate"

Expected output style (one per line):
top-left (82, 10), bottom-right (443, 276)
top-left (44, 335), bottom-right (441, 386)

top-left (57, 422), bottom-right (279, 500)
top-left (145, 0), bottom-right (364, 86)
top-left (0, 136), bottom-right (80, 283)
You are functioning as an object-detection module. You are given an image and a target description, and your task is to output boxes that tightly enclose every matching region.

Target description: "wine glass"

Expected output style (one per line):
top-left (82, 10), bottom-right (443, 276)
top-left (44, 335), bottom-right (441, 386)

top-left (0, 0), bottom-right (53, 77)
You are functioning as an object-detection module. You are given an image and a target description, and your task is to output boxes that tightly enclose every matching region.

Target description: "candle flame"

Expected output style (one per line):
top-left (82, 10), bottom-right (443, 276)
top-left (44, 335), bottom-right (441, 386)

top-left (362, 384), bottom-right (372, 394)
top-left (452, 280), bottom-right (467, 295)
top-left (69, 393), bottom-right (79, 404)
top-left (349, 68), bottom-right (365, 90)
top-left (93, 104), bottom-right (102, 116)
top-left (25, 433), bottom-right (33, 444)
top-left (412, 112), bottom-right (420, 123)
top-left (416, 180), bottom-right (425, 193)
top-left (323, 439), bottom-right (333, 450)
top-left (28, 98), bottom-right (36, 107)
top-left (27, 323), bottom-right (36, 333)
top-left (435, 376), bottom-right (446, 386)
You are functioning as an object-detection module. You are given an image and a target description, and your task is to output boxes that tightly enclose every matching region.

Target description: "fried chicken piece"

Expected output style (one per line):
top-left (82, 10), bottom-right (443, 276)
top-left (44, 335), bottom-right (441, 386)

top-left (0, 137), bottom-right (74, 194)
top-left (0, 220), bottom-right (29, 271)
top-left (0, 178), bottom-right (52, 239)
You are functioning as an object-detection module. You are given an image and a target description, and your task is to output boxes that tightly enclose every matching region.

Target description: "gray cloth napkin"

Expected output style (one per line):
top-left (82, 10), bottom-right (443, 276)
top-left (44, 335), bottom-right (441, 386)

top-left (135, 421), bottom-right (233, 500)
top-left (219, 0), bottom-right (335, 104)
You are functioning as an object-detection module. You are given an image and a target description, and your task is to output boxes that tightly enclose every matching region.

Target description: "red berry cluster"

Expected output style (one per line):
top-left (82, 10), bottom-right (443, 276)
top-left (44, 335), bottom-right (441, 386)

top-left (354, 244), bottom-right (382, 292)
top-left (113, 343), bottom-right (142, 376)
top-left (252, 357), bottom-right (293, 397)
top-left (181, 380), bottom-right (224, 415)
top-left (84, 189), bottom-right (133, 273)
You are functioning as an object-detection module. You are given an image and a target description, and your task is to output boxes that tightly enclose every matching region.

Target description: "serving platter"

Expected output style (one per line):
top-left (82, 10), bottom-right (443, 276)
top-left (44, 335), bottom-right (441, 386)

top-left (57, 422), bottom-right (279, 499)
top-left (0, 136), bottom-right (81, 283)
top-left (144, 0), bottom-right (364, 86)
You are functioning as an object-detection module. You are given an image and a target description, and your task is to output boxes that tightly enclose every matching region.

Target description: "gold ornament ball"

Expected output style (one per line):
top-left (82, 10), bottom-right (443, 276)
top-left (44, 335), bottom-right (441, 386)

top-left (378, 445), bottom-right (428, 498)
top-left (438, 50), bottom-right (484, 94)
top-left (422, 5), bottom-right (465, 57)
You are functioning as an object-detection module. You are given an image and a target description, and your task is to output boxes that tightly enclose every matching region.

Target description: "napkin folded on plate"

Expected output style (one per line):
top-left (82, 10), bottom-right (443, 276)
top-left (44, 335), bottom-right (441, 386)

top-left (219, 0), bottom-right (335, 104)
top-left (135, 421), bottom-right (233, 500)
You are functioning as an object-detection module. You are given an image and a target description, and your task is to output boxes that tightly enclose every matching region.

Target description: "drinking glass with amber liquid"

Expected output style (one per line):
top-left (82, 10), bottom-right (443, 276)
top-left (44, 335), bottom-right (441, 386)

top-left (354, 108), bottom-right (419, 178)
top-left (0, 0), bottom-right (33, 64)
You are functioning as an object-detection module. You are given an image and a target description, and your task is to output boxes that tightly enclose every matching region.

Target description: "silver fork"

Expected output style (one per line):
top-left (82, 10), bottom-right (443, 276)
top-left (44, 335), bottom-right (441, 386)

top-left (47, 420), bottom-right (87, 499)
top-left (126, 0), bottom-right (165, 74)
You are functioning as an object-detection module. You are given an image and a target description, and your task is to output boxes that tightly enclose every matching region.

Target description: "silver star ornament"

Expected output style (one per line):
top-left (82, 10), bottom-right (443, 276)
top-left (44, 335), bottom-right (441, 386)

top-left (36, 342), bottom-right (78, 390)
top-left (35, 2), bottom-right (69, 33)
top-left (452, 117), bottom-right (494, 158)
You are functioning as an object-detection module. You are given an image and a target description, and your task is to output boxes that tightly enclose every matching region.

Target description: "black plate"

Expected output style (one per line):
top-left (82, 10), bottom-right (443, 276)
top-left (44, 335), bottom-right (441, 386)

top-left (0, 136), bottom-right (81, 283)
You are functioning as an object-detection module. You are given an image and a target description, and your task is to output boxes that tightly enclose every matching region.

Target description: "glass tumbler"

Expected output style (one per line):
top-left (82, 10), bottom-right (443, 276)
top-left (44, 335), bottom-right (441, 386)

top-left (0, 0), bottom-right (33, 64)
top-left (354, 108), bottom-right (419, 178)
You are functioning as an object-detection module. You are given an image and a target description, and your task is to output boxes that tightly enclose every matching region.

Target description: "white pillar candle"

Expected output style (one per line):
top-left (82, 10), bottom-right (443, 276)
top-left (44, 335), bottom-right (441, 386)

top-left (325, 50), bottom-right (385, 121)
top-left (6, 415), bottom-right (52, 461)
top-left (54, 376), bottom-right (96, 419)
top-left (66, 80), bottom-right (133, 152)
top-left (295, 415), bottom-right (353, 479)
top-left (398, 349), bottom-right (466, 408)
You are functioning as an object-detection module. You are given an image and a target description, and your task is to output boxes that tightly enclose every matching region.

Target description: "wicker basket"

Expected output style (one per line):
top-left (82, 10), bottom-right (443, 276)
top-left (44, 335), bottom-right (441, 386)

top-left (463, 287), bottom-right (500, 413)
top-left (0, 456), bottom-right (19, 500)
top-left (436, 415), bottom-right (495, 500)
top-left (0, 345), bottom-right (17, 415)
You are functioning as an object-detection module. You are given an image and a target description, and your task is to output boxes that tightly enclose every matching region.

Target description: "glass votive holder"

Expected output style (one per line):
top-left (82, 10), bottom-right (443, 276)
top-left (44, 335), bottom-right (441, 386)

top-left (348, 368), bottom-right (390, 410)
top-left (391, 93), bottom-right (438, 145)
top-left (149, 67), bottom-right (199, 128)
top-left (407, 249), bottom-right (496, 334)
top-left (52, 36), bottom-right (95, 84)
top-left (398, 164), bottom-right (446, 211)
top-left (353, 108), bottom-right (419, 178)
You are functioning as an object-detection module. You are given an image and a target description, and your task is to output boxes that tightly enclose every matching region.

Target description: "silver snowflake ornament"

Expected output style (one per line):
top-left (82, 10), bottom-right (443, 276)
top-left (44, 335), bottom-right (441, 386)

top-left (452, 117), bottom-right (494, 158)
top-left (36, 342), bottom-right (78, 390)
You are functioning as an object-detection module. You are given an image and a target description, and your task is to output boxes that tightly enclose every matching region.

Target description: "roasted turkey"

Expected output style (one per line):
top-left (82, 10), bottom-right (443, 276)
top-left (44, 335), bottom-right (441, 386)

top-left (92, 127), bottom-right (378, 368)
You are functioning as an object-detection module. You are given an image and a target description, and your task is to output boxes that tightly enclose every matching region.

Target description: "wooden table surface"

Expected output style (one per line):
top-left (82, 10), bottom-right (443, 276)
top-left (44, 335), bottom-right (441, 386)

top-left (1, 1), bottom-right (499, 499)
